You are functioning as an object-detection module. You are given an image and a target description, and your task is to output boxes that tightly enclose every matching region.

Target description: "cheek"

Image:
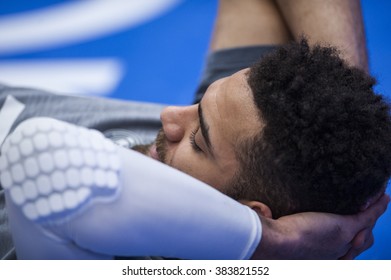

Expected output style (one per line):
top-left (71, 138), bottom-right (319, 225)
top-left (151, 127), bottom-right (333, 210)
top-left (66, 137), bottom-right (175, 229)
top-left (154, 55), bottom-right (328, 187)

top-left (167, 142), bottom-right (234, 191)
top-left (169, 145), bottom-right (203, 177)
top-left (170, 150), bottom-right (227, 190)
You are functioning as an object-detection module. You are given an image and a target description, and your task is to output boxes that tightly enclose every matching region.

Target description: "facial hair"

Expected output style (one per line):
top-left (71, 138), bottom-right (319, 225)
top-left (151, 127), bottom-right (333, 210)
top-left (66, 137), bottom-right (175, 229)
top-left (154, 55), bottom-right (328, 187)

top-left (154, 128), bottom-right (167, 163)
top-left (132, 143), bottom-right (150, 155)
top-left (132, 128), bottom-right (167, 163)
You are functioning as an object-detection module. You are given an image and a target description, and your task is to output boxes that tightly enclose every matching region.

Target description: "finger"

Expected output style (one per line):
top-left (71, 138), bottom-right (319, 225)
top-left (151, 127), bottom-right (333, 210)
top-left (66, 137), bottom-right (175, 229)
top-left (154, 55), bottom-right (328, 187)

top-left (341, 233), bottom-right (374, 260)
top-left (351, 229), bottom-right (368, 249)
top-left (339, 194), bottom-right (388, 260)
top-left (353, 230), bottom-right (374, 252)
top-left (355, 194), bottom-right (390, 227)
top-left (360, 233), bottom-right (375, 252)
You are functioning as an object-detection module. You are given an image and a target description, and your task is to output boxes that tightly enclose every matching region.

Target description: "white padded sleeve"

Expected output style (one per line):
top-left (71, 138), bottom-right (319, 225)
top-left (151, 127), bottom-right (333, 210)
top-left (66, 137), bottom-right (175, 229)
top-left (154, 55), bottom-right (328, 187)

top-left (1, 117), bottom-right (261, 259)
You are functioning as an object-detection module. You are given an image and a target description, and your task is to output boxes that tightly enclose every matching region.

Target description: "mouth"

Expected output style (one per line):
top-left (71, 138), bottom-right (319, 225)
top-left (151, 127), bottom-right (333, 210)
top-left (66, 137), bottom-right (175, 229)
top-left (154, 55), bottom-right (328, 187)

top-left (149, 143), bottom-right (160, 161)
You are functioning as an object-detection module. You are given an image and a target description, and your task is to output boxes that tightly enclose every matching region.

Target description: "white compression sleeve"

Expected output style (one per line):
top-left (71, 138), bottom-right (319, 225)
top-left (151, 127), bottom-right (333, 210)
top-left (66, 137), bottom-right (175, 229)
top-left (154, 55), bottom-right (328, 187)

top-left (1, 117), bottom-right (261, 259)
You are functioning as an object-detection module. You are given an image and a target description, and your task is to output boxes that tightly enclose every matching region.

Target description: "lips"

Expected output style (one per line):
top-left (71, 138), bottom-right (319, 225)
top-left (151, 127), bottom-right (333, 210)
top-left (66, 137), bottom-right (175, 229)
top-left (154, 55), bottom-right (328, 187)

top-left (149, 143), bottom-right (160, 161)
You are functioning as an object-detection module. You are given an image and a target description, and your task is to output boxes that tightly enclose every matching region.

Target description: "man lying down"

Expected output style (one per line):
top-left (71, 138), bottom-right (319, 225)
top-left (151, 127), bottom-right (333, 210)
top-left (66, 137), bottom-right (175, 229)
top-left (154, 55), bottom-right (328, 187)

top-left (0, 41), bottom-right (390, 259)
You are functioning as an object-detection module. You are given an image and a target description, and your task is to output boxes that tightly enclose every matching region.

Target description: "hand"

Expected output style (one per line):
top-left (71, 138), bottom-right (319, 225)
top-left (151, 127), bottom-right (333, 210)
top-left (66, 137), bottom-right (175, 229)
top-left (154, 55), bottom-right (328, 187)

top-left (252, 193), bottom-right (390, 259)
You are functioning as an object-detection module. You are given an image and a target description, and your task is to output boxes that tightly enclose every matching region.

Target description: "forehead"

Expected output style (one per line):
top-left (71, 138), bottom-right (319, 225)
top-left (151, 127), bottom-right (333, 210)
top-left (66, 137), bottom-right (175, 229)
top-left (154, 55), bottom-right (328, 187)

top-left (202, 69), bottom-right (262, 156)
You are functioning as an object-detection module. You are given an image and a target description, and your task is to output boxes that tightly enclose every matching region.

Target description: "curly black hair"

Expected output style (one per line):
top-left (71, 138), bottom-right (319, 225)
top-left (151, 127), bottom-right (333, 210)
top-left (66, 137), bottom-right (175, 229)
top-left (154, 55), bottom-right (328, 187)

top-left (228, 40), bottom-right (391, 218)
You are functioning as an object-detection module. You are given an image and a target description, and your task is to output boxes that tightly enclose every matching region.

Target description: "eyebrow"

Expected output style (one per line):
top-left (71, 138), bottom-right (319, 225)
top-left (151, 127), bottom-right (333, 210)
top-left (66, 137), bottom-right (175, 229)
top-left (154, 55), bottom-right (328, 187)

top-left (198, 103), bottom-right (214, 156)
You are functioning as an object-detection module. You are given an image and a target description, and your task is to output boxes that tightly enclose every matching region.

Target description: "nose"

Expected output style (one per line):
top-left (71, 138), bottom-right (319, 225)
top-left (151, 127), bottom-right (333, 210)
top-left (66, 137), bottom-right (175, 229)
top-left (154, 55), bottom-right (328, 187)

top-left (160, 105), bottom-right (197, 143)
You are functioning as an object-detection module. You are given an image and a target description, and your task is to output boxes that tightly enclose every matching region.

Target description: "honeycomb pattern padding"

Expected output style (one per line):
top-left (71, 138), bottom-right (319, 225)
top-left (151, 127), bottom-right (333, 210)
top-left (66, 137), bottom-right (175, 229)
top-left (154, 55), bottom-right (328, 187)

top-left (0, 117), bottom-right (121, 224)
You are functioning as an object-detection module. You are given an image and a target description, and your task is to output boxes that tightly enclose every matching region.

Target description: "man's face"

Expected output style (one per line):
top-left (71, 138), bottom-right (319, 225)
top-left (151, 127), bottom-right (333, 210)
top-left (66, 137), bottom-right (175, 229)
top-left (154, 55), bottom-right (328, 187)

top-left (148, 69), bottom-right (263, 193)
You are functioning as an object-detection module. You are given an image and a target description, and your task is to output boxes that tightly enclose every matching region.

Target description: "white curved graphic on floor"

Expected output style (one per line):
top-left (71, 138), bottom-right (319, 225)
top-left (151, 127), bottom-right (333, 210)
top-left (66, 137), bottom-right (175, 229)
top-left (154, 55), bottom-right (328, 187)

top-left (0, 59), bottom-right (123, 96)
top-left (0, 0), bottom-right (181, 55)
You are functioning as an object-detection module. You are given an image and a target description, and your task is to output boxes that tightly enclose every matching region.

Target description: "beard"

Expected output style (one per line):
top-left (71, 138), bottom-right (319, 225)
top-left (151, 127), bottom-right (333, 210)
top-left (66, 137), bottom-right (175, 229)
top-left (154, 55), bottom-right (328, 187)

top-left (155, 128), bottom-right (167, 163)
top-left (132, 128), bottom-right (167, 163)
top-left (131, 143), bottom-right (150, 154)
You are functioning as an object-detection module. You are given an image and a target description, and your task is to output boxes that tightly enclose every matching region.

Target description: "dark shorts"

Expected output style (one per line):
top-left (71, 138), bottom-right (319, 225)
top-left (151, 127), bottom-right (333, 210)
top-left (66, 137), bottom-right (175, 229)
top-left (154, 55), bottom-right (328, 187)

top-left (194, 45), bottom-right (278, 103)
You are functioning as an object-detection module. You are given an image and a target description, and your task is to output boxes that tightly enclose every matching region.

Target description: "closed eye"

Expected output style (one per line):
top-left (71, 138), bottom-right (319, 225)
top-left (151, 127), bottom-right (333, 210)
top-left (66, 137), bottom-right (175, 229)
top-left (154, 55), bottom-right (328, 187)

top-left (190, 127), bottom-right (202, 152)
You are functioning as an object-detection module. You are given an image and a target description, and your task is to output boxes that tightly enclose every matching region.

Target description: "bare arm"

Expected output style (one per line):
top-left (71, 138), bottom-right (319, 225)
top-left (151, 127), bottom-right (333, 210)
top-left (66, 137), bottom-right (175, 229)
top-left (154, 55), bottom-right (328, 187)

top-left (212, 0), bottom-right (368, 70)
top-left (210, 0), bottom-right (292, 51)
top-left (252, 194), bottom-right (390, 259)
top-left (275, 0), bottom-right (368, 71)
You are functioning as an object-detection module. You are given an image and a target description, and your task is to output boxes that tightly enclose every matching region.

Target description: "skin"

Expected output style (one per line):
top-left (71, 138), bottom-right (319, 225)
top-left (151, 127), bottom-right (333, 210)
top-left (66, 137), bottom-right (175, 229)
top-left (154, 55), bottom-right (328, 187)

top-left (148, 69), bottom-right (262, 193)
top-left (275, 0), bottom-right (368, 70)
top-left (254, 193), bottom-right (390, 259)
top-left (213, 0), bottom-right (368, 70)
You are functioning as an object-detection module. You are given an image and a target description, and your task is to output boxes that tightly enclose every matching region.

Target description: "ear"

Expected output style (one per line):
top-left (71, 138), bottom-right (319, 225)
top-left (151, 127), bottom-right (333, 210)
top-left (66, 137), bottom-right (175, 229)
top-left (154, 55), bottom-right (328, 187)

top-left (239, 200), bottom-right (273, 218)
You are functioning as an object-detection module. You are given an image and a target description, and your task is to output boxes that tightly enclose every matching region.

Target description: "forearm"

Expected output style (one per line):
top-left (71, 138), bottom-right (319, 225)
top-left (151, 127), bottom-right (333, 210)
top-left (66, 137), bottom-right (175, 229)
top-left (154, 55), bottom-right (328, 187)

top-left (275, 0), bottom-right (368, 71)
top-left (210, 0), bottom-right (291, 51)
top-left (251, 193), bottom-right (390, 260)
top-left (251, 217), bottom-right (288, 259)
